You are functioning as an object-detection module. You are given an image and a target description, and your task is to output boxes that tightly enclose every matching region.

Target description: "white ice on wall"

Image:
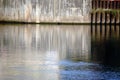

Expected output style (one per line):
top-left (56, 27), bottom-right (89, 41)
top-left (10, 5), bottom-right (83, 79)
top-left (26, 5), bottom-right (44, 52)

top-left (0, 0), bottom-right (91, 23)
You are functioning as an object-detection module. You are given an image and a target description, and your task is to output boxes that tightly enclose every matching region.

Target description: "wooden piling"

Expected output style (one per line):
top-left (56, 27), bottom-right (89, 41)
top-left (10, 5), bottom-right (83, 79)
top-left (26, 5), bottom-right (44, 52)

top-left (95, 12), bottom-right (98, 37)
top-left (114, 14), bottom-right (117, 32)
top-left (109, 12), bottom-right (112, 36)
top-left (100, 12), bottom-right (103, 36)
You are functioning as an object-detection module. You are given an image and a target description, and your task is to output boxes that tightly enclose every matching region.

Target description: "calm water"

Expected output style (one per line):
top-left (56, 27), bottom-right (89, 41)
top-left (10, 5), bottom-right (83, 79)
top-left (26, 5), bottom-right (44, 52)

top-left (0, 24), bottom-right (120, 80)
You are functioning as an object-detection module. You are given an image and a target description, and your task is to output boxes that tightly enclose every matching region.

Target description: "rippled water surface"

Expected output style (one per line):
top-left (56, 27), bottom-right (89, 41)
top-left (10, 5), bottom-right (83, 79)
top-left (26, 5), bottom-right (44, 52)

top-left (0, 24), bottom-right (120, 80)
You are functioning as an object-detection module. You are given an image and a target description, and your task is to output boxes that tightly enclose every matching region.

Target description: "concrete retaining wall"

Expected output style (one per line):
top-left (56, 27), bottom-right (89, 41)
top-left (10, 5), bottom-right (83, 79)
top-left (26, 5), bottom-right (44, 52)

top-left (0, 0), bottom-right (91, 23)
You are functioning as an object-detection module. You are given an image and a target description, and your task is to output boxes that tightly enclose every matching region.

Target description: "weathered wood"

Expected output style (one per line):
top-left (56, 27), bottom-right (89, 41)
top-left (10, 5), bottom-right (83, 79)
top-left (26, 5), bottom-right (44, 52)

top-left (91, 0), bottom-right (120, 24)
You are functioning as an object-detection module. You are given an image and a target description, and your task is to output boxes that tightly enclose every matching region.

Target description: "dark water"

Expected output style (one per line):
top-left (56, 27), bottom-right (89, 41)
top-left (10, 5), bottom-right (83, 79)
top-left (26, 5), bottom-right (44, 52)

top-left (0, 24), bottom-right (120, 80)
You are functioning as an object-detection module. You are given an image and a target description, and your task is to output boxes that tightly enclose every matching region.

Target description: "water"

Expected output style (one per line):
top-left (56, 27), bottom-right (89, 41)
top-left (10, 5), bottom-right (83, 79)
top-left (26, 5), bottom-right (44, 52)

top-left (0, 24), bottom-right (120, 80)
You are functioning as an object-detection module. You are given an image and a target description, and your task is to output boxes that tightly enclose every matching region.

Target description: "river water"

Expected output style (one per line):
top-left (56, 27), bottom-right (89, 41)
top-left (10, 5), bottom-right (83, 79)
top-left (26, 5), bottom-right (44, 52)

top-left (0, 24), bottom-right (120, 80)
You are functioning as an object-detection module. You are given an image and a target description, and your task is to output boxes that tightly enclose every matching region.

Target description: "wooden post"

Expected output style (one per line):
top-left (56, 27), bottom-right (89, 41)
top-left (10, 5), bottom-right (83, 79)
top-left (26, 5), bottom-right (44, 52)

top-left (117, 1), bottom-right (119, 9)
top-left (105, 12), bottom-right (107, 38)
top-left (95, 12), bottom-right (98, 37)
top-left (109, 12), bottom-right (112, 37)
top-left (105, 1), bottom-right (108, 9)
top-left (112, 1), bottom-right (114, 9)
top-left (114, 14), bottom-right (117, 32)
top-left (98, 0), bottom-right (100, 8)
top-left (100, 12), bottom-right (102, 36)
top-left (119, 11), bottom-right (120, 28)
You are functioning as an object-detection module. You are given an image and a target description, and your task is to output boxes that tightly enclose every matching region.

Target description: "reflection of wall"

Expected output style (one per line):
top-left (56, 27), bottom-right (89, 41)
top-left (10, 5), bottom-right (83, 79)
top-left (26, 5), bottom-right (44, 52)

top-left (0, 24), bottom-right (91, 80)
top-left (0, 47), bottom-right (60, 80)
top-left (0, 0), bottom-right (91, 23)
top-left (0, 24), bottom-right (91, 61)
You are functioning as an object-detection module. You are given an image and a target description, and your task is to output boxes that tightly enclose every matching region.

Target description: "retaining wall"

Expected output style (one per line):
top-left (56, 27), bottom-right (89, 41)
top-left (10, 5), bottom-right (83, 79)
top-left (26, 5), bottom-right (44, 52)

top-left (0, 0), bottom-right (91, 23)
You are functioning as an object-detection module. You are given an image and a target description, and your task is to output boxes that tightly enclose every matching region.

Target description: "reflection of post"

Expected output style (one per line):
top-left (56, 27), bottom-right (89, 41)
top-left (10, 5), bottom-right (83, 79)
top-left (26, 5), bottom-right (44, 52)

top-left (23, 51), bottom-right (60, 80)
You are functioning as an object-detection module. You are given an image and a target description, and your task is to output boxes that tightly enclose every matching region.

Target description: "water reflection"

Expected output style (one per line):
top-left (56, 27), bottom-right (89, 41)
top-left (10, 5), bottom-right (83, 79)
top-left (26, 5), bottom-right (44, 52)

top-left (91, 25), bottom-right (120, 66)
top-left (0, 24), bottom-right (90, 60)
top-left (0, 24), bottom-right (91, 80)
top-left (0, 24), bottom-right (120, 80)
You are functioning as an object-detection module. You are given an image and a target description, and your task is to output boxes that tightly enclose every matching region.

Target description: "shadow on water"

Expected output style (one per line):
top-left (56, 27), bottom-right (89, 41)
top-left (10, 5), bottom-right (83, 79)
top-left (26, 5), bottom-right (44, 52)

top-left (91, 24), bottom-right (120, 66)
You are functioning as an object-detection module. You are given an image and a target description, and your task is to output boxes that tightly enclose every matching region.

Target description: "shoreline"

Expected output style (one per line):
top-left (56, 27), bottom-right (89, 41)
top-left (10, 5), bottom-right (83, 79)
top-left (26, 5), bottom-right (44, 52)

top-left (0, 21), bottom-right (119, 25)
